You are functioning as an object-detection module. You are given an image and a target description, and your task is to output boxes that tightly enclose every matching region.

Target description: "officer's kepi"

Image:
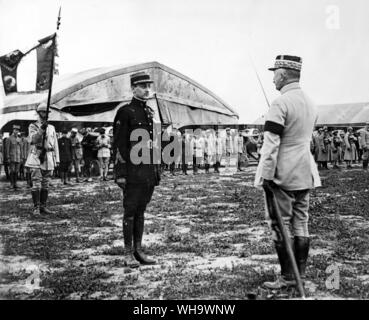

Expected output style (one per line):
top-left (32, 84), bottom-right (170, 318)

top-left (268, 55), bottom-right (302, 71)
top-left (130, 72), bottom-right (154, 86)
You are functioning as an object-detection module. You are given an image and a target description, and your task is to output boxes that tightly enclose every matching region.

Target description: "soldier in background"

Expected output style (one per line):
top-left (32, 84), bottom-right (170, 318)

top-left (19, 132), bottom-right (29, 181)
top-left (236, 130), bottom-right (246, 172)
top-left (214, 130), bottom-right (223, 173)
top-left (0, 132), bottom-right (3, 178)
top-left (70, 128), bottom-right (83, 183)
top-left (58, 129), bottom-right (73, 185)
top-left (25, 102), bottom-right (59, 217)
top-left (360, 122), bottom-right (369, 170)
top-left (96, 128), bottom-right (111, 181)
top-left (224, 128), bottom-right (234, 172)
top-left (330, 130), bottom-right (342, 169)
top-left (5, 124), bottom-right (23, 190)
top-left (81, 127), bottom-right (96, 182)
top-left (344, 127), bottom-right (358, 169)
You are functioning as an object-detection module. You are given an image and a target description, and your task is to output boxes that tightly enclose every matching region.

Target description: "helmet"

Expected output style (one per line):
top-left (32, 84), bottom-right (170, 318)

top-left (36, 102), bottom-right (50, 113)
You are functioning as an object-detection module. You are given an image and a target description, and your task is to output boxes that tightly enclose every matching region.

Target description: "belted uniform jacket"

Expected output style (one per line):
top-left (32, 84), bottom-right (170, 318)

top-left (25, 121), bottom-right (59, 171)
top-left (114, 97), bottom-right (160, 185)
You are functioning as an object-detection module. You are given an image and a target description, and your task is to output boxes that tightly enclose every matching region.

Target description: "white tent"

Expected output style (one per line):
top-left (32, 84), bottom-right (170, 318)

top-left (1, 61), bottom-right (239, 132)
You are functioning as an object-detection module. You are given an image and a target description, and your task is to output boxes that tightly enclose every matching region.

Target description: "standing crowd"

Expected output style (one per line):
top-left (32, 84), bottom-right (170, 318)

top-left (312, 123), bottom-right (369, 170)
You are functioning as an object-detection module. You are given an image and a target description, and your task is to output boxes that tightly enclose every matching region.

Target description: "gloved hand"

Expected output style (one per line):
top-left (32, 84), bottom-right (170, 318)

top-left (41, 121), bottom-right (48, 130)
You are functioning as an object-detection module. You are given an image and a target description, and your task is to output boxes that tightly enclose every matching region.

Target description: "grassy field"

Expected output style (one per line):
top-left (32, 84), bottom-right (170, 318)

top-left (0, 165), bottom-right (369, 300)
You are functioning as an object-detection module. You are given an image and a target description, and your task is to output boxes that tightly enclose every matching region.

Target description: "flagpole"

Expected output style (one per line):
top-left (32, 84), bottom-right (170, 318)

top-left (39, 7), bottom-right (61, 164)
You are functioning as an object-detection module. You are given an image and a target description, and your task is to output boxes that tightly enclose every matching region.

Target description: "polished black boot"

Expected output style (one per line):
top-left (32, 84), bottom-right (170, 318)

top-left (123, 216), bottom-right (140, 268)
top-left (134, 215), bottom-right (156, 265)
top-left (264, 239), bottom-right (296, 289)
top-left (294, 236), bottom-right (310, 279)
top-left (40, 189), bottom-right (54, 215)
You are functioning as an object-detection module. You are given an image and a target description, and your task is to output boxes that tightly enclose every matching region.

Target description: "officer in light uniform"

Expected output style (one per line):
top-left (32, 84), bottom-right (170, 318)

top-left (254, 55), bottom-right (321, 289)
top-left (25, 102), bottom-right (59, 217)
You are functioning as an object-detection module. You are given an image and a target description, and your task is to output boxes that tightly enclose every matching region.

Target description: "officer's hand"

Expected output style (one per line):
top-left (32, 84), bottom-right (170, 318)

top-left (116, 177), bottom-right (126, 190)
top-left (41, 121), bottom-right (48, 130)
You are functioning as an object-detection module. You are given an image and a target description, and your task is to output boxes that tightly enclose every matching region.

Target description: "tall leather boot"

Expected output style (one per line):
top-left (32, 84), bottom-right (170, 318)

top-left (294, 236), bottom-right (310, 279)
top-left (31, 189), bottom-right (41, 217)
top-left (123, 216), bottom-right (140, 268)
top-left (363, 160), bottom-right (368, 170)
top-left (26, 172), bottom-right (32, 188)
top-left (40, 189), bottom-right (54, 215)
top-left (216, 161), bottom-right (220, 173)
top-left (13, 171), bottom-right (19, 189)
top-left (205, 163), bottom-right (210, 173)
top-left (263, 239), bottom-right (296, 289)
top-left (9, 172), bottom-right (15, 189)
top-left (133, 214), bottom-right (156, 265)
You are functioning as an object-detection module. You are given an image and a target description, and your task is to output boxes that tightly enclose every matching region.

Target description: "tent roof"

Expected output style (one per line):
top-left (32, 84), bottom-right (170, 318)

top-left (3, 61), bottom-right (238, 117)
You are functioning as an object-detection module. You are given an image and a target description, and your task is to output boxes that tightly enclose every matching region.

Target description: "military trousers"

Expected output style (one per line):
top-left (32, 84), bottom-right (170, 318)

top-left (264, 186), bottom-right (310, 240)
top-left (123, 183), bottom-right (155, 219)
top-left (30, 168), bottom-right (52, 191)
top-left (9, 162), bottom-right (20, 173)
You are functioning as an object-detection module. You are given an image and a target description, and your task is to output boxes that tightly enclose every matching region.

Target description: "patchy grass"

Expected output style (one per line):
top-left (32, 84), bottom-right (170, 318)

top-left (1, 167), bottom-right (369, 299)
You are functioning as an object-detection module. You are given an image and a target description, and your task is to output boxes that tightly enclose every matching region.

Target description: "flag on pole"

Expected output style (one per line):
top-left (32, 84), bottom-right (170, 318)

top-left (0, 49), bottom-right (24, 94)
top-left (36, 34), bottom-right (57, 91)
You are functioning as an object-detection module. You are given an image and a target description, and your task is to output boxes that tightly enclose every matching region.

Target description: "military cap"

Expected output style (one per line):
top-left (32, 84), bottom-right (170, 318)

top-left (36, 102), bottom-right (51, 113)
top-left (268, 55), bottom-right (302, 72)
top-left (130, 72), bottom-right (154, 86)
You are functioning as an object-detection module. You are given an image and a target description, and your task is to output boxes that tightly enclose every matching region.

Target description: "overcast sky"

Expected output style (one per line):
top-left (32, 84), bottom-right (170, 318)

top-left (1, 0), bottom-right (368, 123)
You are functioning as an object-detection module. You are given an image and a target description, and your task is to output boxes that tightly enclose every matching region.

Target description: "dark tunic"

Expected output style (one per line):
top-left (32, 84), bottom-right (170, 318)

top-left (58, 136), bottom-right (73, 163)
top-left (114, 97), bottom-right (160, 186)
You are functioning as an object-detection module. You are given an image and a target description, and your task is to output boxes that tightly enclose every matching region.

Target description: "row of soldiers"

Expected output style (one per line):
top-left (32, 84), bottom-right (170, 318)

top-left (311, 124), bottom-right (369, 170)
top-left (0, 123), bottom-right (252, 190)
top-left (0, 125), bottom-right (31, 189)
top-left (161, 127), bottom-right (250, 175)
top-left (0, 125), bottom-right (112, 189)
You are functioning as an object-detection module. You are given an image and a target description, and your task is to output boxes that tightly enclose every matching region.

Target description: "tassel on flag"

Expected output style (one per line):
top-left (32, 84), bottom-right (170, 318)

top-left (0, 49), bottom-right (24, 94)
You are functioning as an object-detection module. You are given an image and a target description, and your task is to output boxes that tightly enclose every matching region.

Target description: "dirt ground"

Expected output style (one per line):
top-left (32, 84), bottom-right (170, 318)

top-left (0, 163), bottom-right (369, 300)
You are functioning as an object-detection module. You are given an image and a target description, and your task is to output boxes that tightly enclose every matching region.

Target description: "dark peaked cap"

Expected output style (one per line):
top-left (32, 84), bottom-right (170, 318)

top-left (130, 72), bottom-right (154, 86)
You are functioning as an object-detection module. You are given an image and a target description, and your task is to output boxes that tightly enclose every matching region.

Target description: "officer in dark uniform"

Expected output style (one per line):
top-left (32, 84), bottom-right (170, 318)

top-left (114, 72), bottom-right (161, 268)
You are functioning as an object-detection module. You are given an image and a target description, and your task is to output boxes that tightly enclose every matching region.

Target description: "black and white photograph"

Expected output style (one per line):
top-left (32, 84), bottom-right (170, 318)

top-left (1, 0), bottom-right (369, 304)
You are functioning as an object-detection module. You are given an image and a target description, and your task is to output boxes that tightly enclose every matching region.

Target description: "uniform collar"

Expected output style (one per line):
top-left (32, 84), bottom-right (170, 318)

top-left (280, 82), bottom-right (300, 95)
top-left (132, 96), bottom-right (147, 106)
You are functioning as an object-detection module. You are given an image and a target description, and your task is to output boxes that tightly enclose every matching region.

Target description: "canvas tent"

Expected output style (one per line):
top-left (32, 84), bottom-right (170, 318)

top-left (0, 61), bottom-right (239, 132)
top-left (252, 102), bottom-right (369, 128)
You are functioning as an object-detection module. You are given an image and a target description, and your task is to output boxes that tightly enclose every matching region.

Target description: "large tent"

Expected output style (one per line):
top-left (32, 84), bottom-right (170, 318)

top-left (252, 102), bottom-right (369, 129)
top-left (0, 61), bottom-right (239, 132)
